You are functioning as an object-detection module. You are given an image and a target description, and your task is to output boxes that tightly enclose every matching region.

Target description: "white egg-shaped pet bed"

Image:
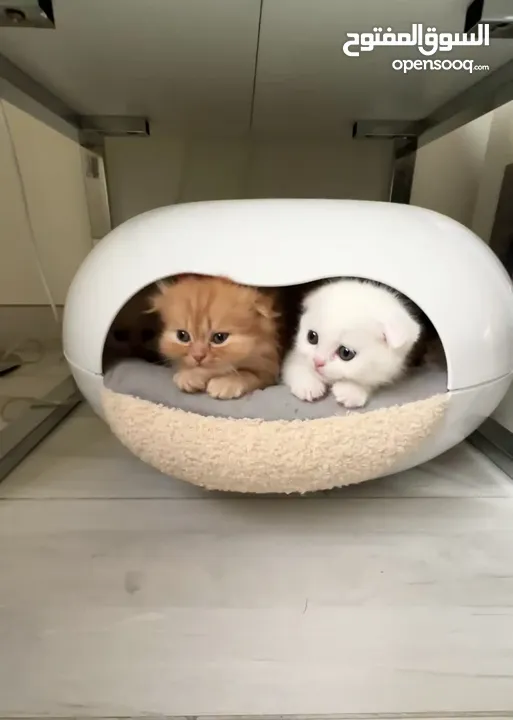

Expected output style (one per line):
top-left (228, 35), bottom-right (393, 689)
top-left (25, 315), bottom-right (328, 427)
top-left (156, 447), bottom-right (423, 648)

top-left (63, 199), bottom-right (513, 494)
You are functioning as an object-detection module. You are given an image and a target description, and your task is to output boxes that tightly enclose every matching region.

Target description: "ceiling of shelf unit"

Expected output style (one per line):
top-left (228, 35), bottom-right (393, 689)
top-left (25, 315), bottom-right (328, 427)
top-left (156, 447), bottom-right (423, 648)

top-left (0, 0), bottom-right (512, 136)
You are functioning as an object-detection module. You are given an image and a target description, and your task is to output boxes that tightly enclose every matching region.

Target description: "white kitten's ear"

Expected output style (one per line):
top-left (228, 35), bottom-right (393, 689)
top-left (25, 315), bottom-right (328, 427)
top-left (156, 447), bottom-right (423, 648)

top-left (301, 290), bottom-right (316, 312)
top-left (382, 312), bottom-right (421, 350)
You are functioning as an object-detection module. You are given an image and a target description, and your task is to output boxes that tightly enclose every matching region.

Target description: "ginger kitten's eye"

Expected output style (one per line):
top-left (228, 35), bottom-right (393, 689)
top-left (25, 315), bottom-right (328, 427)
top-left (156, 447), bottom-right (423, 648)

top-left (176, 330), bottom-right (191, 343)
top-left (211, 332), bottom-right (230, 345)
top-left (307, 330), bottom-right (318, 345)
top-left (337, 345), bottom-right (356, 361)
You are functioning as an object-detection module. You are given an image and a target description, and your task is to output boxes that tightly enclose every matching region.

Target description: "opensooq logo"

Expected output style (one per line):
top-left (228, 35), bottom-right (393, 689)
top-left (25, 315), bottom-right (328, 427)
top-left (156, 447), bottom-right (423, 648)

top-left (342, 23), bottom-right (490, 57)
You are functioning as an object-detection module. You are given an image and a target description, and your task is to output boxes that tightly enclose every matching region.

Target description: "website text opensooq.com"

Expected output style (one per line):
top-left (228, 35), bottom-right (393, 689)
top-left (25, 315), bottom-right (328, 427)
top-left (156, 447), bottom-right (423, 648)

top-left (393, 58), bottom-right (489, 74)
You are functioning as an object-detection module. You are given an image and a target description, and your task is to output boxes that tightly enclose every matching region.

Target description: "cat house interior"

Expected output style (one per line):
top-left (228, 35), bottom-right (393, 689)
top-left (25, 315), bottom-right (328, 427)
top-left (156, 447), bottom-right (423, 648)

top-left (102, 274), bottom-right (448, 419)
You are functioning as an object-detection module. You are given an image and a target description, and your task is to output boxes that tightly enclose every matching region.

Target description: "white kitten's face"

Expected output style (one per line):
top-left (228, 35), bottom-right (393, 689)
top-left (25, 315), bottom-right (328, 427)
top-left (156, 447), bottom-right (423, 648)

top-left (295, 282), bottom-right (421, 388)
top-left (296, 312), bottom-right (402, 386)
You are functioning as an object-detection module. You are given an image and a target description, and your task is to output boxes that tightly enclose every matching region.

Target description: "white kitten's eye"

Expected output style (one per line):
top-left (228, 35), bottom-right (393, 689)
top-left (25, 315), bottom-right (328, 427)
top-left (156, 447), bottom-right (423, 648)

top-left (176, 330), bottom-right (191, 343)
top-left (211, 332), bottom-right (230, 345)
top-left (307, 330), bottom-right (318, 345)
top-left (337, 345), bottom-right (356, 361)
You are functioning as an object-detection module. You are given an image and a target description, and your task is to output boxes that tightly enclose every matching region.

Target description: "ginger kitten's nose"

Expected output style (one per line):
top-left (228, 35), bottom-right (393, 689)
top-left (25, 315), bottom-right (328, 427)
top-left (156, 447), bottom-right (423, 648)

top-left (191, 349), bottom-right (207, 364)
top-left (314, 357), bottom-right (325, 369)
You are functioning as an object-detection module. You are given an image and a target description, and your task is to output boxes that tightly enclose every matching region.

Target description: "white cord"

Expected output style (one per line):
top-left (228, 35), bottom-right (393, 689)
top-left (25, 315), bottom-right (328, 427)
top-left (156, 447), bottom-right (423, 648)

top-left (0, 100), bottom-right (61, 363)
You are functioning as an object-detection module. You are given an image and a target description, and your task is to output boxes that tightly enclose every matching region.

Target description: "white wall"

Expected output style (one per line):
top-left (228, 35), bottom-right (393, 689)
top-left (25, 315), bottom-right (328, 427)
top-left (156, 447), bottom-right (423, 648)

top-left (0, 100), bottom-right (94, 305)
top-left (0, 101), bottom-right (44, 305)
top-left (410, 101), bottom-right (513, 243)
top-left (410, 113), bottom-right (493, 231)
top-left (408, 102), bottom-right (513, 434)
top-left (105, 125), bottom-right (393, 226)
top-left (472, 103), bottom-right (513, 243)
top-left (470, 102), bottom-right (513, 433)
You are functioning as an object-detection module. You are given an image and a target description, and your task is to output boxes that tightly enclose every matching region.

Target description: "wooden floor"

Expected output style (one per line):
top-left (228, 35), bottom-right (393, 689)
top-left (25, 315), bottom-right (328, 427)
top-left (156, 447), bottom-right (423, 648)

top-left (0, 344), bottom-right (68, 429)
top-left (1, 402), bottom-right (513, 718)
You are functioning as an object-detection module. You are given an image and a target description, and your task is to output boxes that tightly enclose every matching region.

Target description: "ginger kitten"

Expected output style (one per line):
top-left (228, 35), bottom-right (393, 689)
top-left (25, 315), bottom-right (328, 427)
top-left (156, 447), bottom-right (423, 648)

top-left (150, 274), bottom-right (282, 400)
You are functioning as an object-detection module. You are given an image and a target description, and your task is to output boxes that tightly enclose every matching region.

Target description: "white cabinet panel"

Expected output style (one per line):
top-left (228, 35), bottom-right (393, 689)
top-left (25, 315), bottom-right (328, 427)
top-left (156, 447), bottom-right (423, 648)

top-left (0, 0), bottom-right (262, 134)
top-left (253, 0), bottom-right (513, 135)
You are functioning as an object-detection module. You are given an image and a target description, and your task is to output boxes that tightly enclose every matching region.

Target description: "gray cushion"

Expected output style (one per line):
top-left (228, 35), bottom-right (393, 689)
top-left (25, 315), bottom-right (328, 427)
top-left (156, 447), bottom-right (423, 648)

top-left (104, 359), bottom-right (447, 421)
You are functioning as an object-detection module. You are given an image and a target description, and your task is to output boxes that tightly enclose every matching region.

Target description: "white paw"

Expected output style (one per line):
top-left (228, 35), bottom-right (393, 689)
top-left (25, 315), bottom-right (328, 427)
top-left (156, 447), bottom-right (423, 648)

top-left (332, 382), bottom-right (369, 408)
top-left (286, 368), bottom-right (326, 402)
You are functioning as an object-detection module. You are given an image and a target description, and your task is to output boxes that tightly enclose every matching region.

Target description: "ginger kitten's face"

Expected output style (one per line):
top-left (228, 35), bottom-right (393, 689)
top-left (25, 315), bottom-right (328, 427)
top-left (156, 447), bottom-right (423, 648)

top-left (151, 275), bottom-right (279, 372)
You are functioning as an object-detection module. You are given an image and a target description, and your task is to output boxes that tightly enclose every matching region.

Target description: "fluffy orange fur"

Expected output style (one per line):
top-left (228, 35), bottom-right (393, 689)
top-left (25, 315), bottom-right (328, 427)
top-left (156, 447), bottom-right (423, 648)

top-left (150, 275), bottom-right (282, 399)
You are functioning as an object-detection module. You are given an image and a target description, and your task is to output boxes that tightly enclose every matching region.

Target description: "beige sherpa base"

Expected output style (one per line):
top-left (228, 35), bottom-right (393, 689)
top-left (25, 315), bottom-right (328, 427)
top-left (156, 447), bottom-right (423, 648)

top-left (102, 388), bottom-right (448, 494)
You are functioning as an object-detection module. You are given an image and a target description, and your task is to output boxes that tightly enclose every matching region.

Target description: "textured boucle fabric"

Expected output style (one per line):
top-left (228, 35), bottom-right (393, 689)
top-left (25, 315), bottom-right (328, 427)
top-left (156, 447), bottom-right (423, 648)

top-left (102, 388), bottom-right (448, 494)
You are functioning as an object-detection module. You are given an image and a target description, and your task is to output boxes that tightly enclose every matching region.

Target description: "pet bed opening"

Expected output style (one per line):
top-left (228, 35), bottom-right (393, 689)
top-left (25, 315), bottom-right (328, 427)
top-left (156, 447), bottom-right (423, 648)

top-left (101, 275), bottom-right (448, 421)
top-left (102, 282), bottom-right (164, 372)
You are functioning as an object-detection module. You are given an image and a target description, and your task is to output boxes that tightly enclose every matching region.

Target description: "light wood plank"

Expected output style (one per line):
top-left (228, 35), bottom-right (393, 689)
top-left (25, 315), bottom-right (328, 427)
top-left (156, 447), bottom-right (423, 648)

top-left (2, 405), bottom-right (513, 716)
top-left (1, 496), bottom-right (513, 715)
top-left (2, 605), bottom-right (513, 717)
top-left (2, 498), bottom-right (513, 608)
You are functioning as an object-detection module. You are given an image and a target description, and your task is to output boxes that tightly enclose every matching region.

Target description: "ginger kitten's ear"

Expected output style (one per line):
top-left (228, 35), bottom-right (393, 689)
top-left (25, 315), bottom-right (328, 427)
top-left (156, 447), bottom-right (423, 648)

top-left (254, 292), bottom-right (280, 320)
top-left (145, 280), bottom-right (169, 315)
top-left (155, 280), bottom-right (169, 294)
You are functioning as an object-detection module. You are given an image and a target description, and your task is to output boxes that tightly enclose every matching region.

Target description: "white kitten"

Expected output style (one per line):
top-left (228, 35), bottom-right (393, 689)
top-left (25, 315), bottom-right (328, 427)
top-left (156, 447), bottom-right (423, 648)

top-left (282, 280), bottom-right (421, 408)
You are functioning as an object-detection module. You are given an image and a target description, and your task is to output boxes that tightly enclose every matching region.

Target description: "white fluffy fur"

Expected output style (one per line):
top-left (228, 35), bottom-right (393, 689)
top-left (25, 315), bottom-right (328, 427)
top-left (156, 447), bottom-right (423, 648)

top-left (282, 280), bottom-right (421, 408)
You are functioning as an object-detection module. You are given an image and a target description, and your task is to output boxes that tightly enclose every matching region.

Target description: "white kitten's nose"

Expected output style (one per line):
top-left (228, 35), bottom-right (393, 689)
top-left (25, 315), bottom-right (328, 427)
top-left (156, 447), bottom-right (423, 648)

top-left (314, 358), bottom-right (325, 369)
